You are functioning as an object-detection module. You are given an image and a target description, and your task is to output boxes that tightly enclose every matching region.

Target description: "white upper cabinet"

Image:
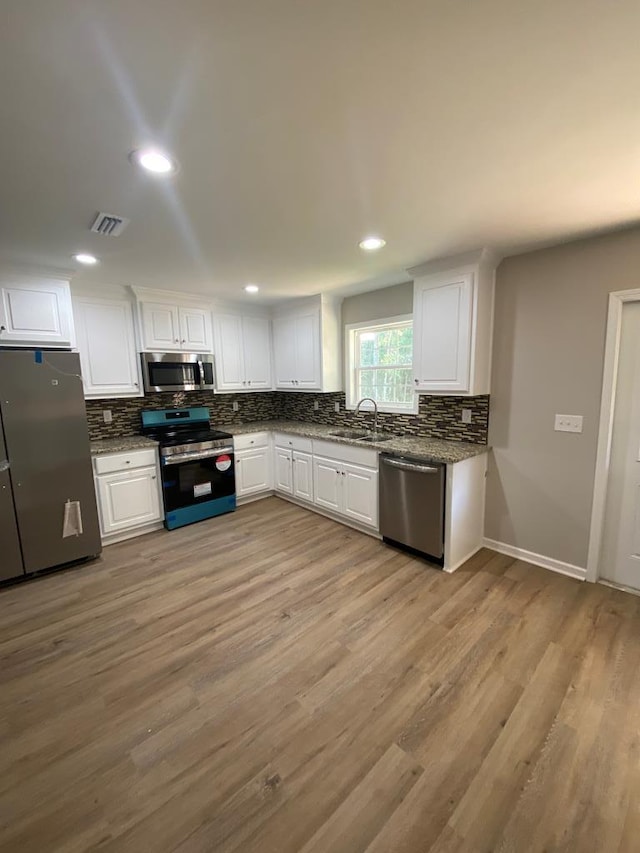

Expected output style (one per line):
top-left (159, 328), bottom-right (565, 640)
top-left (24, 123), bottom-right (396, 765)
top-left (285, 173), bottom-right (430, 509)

top-left (180, 307), bottom-right (211, 351)
top-left (73, 294), bottom-right (141, 398)
top-left (136, 292), bottom-right (213, 353)
top-left (213, 312), bottom-right (273, 392)
top-left (241, 316), bottom-right (272, 389)
top-left (0, 275), bottom-right (74, 348)
top-left (140, 302), bottom-right (181, 350)
top-left (272, 295), bottom-right (342, 392)
top-left (409, 249), bottom-right (497, 396)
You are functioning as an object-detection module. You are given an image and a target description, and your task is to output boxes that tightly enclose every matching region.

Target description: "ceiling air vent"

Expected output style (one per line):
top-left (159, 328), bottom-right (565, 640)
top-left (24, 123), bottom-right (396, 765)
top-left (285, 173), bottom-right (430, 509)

top-left (90, 212), bottom-right (130, 237)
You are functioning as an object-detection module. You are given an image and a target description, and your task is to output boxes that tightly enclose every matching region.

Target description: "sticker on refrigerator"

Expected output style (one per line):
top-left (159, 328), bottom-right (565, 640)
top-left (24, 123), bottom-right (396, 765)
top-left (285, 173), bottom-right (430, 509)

top-left (215, 455), bottom-right (231, 472)
top-left (193, 482), bottom-right (212, 498)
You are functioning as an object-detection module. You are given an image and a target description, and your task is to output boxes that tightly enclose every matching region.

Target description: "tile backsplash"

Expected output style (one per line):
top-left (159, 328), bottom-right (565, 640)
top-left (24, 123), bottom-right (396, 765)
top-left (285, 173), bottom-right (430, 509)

top-left (86, 391), bottom-right (489, 444)
top-left (278, 392), bottom-right (489, 444)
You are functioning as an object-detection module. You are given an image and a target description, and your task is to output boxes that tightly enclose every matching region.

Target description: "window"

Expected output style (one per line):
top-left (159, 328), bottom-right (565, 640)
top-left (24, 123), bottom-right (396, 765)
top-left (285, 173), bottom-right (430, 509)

top-left (346, 315), bottom-right (416, 413)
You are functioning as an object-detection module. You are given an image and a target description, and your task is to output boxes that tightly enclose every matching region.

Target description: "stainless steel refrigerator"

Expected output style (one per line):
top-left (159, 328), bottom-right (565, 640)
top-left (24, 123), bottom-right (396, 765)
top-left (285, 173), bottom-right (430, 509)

top-left (0, 350), bottom-right (101, 581)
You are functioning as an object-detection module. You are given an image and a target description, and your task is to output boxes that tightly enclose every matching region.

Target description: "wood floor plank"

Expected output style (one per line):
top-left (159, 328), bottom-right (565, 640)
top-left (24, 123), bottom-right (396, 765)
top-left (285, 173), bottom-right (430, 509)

top-left (0, 497), bottom-right (638, 852)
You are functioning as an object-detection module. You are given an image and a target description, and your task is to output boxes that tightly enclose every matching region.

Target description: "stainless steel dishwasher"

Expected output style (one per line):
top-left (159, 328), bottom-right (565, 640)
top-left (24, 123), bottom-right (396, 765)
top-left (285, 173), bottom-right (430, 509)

top-left (379, 453), bottom-right (445, 565)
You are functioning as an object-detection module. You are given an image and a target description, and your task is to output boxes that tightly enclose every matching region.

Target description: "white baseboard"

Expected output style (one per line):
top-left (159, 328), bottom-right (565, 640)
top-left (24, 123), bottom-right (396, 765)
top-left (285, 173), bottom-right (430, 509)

top-left (482, 538), bottom-right (586, 581)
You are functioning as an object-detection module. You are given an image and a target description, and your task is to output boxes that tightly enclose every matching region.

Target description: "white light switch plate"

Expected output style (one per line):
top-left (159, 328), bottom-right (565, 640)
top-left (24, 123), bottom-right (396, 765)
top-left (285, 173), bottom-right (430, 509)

top-left (334, 402), bottom-right (340, 413)
top-left (313, 401), bottom-right (319, 411)
top-left (102, 410), bottom-right (112, 424)
top-left (232, 401), bottom-right (239, 412)
top-left (555, 414), bottom-right (583, 433)
top-left (461, 408), bottom-right (472, 424)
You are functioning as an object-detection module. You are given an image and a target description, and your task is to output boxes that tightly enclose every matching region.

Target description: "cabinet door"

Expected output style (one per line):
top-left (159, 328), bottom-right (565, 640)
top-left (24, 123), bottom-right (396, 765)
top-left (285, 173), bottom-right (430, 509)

top-left (141, 302), bottom-right (181, 350)
top-left (413, 273), bottom-right (472, 393)
top-left (0, 279), bottom-right (73, 347)
top-left (179, 307), bottom-right (212, 352)
top-left (313, 456), bottom-right (342, 512)
top-left (213, 313), bottom-right (245, 390)
top-left (242, 316), bottom-right (272, 389)
top-left (75, 297), bottom-right (141, 398)
top-left (273, 315), bottom-right (297, 388)
top-left (96, 466), bottom-right (162, 535)
top-left (294, 310), bottom-right (321, 389)
top-left (236, 448), bottom-right (272, 497)
top-left (274, 447), bottom-right (293, 493)
top-left (343, 462), bottom-right (378, 528)
top-left (293, 451), bottom-right (313, 502)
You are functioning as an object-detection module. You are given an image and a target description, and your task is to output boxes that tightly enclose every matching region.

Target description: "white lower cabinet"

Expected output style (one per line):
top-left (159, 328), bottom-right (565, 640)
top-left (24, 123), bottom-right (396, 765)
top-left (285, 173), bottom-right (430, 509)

top-left (236, 447), bottom-right (272, 498)
top-left (313, 456), bottom-right (378, 528)
top-left (342, 462), bottom-right (379, 528)
top-left (233, 430), bottom-right (379, 532)
top-left (292, 451), bottom-right (313, 501)
top-left (234, 432), bottom-right (273, 500)
top-left (93, 448), bottom-right (163, 543)
top-left (274, 447), bottom-right (293, 494)
top-left (313, 457), bottom-right (342, 512)
top-left (274, 434), bottom-right (315, 501)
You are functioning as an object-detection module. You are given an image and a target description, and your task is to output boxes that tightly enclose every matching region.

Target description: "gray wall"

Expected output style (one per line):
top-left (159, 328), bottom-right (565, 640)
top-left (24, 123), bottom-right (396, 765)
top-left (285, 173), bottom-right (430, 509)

top-left (342, 281), bottom-right (413, 326)
top-left (486, 225), bottom-right (640, 568)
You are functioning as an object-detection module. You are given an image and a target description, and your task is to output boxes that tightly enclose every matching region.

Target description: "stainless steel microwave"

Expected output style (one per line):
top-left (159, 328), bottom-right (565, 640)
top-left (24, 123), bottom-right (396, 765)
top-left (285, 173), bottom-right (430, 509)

top-left (141, 352), bottom-right (215, 393)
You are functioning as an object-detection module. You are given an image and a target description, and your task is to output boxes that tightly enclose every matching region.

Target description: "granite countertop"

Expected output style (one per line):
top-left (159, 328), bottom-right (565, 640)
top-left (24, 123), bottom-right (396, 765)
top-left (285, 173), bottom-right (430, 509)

top-left (217, 420), bottom-right (489, 465)
top-left (90, 436), bottom-right (159, 456)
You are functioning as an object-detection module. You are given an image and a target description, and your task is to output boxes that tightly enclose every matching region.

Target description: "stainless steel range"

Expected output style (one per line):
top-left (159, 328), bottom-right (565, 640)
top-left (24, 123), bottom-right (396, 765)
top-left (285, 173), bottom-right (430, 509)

top-left (141, 407), bottom-right (235, 530)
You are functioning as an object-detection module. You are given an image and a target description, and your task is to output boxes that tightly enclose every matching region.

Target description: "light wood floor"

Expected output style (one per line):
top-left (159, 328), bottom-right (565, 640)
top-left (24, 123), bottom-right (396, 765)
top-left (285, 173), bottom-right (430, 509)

top-left (1, 497), bottom-right (639, 852)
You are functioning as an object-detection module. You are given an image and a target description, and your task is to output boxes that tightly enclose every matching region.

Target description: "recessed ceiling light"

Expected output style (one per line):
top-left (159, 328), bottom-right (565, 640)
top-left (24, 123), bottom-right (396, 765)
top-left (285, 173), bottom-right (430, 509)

top-left (359, 236), bottom-right (386, 251)
top-left (73, 253), bottom-right (99, 265)
top-left (131, 147), bottom-right (176, 175)
top-left (244, 284), bottom-right (259, 294)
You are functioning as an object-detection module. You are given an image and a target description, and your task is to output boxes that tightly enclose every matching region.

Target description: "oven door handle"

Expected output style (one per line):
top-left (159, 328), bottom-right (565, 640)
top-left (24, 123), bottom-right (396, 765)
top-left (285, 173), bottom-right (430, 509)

top-left (163, 446), bottom-right (234, 465)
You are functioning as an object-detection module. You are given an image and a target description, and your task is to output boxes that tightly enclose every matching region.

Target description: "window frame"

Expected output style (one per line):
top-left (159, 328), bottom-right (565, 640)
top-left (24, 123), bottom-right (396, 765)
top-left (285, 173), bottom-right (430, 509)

top-left (344, 314), bottom-right (418, 414)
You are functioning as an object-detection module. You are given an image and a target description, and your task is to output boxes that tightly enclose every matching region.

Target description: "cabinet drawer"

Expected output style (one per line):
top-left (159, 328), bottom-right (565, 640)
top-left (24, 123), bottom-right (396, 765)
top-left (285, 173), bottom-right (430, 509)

top-left (273, 432), bottom-right (313, 453)
top-left (312, 439), bottom-right (378, 469)
top-left (234, 432), bottom-right (270, 451)
top-left (93, 448), bottom-right (158, 475)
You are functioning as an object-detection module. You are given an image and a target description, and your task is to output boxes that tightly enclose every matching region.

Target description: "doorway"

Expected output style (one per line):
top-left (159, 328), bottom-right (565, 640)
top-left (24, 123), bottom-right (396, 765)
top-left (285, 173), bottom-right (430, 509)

top-left (596, 300), bottom-right (640, 590)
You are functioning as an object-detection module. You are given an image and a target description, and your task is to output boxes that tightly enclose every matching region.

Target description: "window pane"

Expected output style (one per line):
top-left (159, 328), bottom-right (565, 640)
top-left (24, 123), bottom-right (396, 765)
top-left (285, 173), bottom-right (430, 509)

top-left (357, 324), bottom-right (412, 368)
top-left (352, 320), bottom-right (414, 409)
top-left (356, 367), bottom-right (413, 405)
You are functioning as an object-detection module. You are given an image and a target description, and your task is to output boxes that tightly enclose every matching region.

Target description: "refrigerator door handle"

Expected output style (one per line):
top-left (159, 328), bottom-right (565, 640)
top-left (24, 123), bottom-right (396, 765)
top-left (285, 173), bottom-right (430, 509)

top-left (0, 459), bottom-right (9, 473)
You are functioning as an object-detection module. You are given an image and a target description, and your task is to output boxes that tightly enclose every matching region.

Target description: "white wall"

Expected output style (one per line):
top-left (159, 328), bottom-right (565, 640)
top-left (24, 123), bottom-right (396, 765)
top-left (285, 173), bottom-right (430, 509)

top-left (486, 225), bottom-right (640, 568)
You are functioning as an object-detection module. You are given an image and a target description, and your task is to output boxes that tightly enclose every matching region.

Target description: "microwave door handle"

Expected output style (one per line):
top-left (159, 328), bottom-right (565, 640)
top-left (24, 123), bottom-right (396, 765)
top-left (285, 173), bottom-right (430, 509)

top-left (197, 359), bottom-right (205, 386)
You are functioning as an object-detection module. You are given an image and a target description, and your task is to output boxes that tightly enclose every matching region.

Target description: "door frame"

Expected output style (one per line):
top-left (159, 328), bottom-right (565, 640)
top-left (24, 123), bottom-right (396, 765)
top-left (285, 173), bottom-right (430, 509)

top-left (587, 288), bottom-right (640, 582)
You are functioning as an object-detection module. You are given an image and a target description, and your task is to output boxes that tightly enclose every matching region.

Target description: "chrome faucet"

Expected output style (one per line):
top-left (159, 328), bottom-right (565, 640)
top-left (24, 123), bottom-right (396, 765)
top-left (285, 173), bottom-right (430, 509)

top-left (355, 397), bottom-right (378, 433)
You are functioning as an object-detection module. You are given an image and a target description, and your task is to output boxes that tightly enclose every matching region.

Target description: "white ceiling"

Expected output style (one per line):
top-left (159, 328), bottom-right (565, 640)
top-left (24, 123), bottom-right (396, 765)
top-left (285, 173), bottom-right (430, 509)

top-left (1, 0), bottom-right (639, 302)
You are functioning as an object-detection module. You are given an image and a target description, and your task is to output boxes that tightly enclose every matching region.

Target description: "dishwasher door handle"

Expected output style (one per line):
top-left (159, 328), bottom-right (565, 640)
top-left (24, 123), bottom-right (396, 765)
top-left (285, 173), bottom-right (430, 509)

top-left (381, 457), bottom-right (440, 474)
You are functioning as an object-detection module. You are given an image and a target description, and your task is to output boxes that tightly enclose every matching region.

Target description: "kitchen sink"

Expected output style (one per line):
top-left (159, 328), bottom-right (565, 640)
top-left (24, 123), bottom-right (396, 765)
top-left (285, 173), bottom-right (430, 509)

top-left (328, 429), bottom-right (397, 443)
top-left (328, 429), bottom-right (371, 439)
top-left (358, 433), bottom-right (397, 443)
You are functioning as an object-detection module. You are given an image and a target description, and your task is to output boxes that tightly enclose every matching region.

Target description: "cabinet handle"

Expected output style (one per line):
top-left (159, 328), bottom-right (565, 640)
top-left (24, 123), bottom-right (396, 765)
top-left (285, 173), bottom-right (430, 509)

top-left (174, 339), bottom-right (179, 343)
top-left (181, 339), bottom-right (186, 344)
top-left (0, 325), bottom-right (5, 333)
top-left (152, 475), bottom-right (157, 480)
top-left (414, 378), bottom-right (419, 384)
top-left (248, 380), bottom-right (251, 385)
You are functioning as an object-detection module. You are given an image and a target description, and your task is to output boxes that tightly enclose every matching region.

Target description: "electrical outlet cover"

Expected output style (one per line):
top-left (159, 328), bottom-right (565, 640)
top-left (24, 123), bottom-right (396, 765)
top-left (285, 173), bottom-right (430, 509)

top-left (103, 410), bottom-right (112, 424)
top-left (554, 414), bottom-right (583, 433)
